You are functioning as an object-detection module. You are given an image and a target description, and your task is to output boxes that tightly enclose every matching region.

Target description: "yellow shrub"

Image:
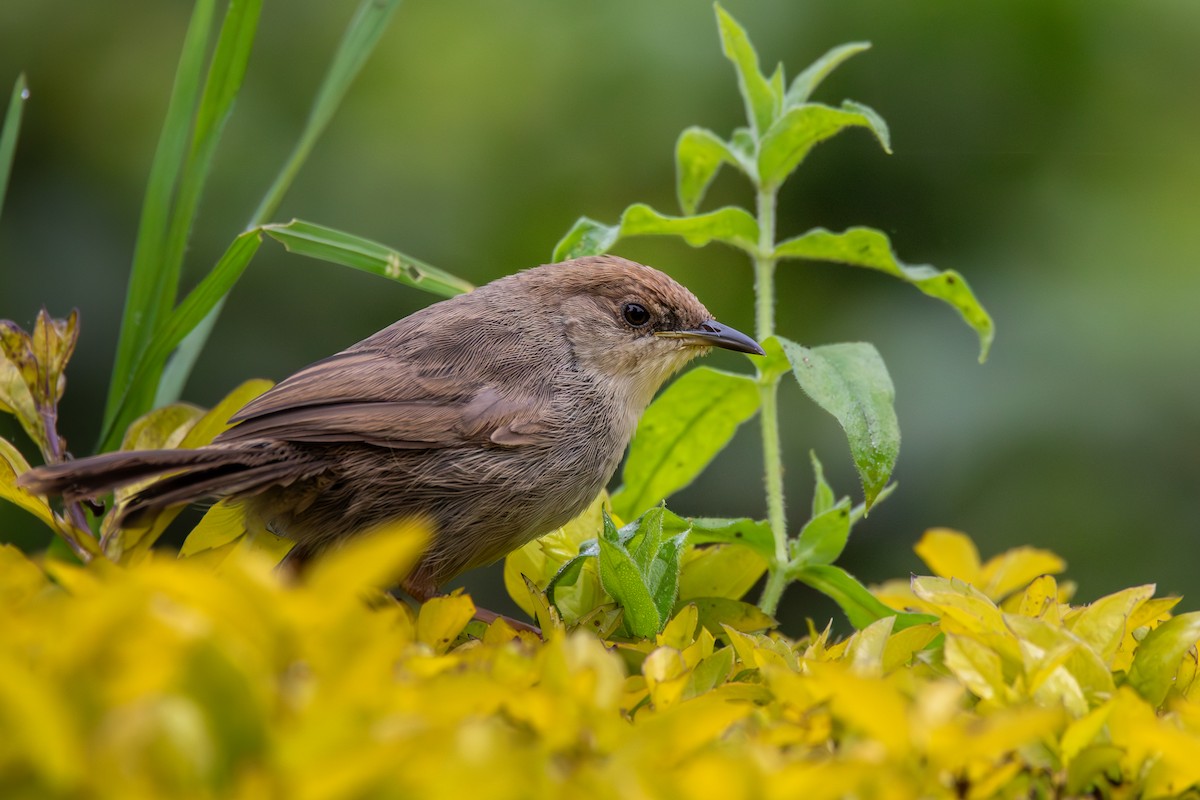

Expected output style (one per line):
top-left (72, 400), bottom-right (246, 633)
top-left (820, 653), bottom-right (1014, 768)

top-left (2, 527), bottom-right (1199, 799)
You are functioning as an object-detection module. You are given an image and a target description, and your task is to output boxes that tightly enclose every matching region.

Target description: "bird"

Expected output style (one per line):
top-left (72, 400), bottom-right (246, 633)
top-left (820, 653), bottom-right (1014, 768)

top-left (20, 255), bottom-right (763, 600)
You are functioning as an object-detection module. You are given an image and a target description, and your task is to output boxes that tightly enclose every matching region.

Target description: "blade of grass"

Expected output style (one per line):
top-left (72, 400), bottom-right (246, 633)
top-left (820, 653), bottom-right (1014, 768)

top-left (0, 73), bottom-right (29, 221)
top-left (124, 0), bottom-right (262, 418)
top-left (157, 0), bottom-right (405, 407)
top-left (263, 220), bottom-right (472, 297)
top-left (99, 231), bottom-right (262, 452)
top-left (103, 0), bottom-right (217, 433)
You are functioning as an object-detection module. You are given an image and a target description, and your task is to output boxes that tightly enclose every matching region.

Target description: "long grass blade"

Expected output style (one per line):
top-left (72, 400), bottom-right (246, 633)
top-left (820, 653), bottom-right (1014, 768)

top-left (263, 219), bottom-right (472, 297)
top-left (0, 74), bottom-right (29, 221)
top-left (103, 0), bottom-right (217, 433)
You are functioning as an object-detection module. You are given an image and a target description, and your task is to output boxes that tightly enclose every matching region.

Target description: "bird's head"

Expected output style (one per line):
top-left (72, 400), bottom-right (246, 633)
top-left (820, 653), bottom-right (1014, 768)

top-left (520, 255), bottom-right (763, 409)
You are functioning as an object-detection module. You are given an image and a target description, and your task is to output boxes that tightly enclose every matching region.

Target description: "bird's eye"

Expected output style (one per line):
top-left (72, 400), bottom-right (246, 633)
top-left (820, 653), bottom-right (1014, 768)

top-left (622, 302), bottom-right (652, 327)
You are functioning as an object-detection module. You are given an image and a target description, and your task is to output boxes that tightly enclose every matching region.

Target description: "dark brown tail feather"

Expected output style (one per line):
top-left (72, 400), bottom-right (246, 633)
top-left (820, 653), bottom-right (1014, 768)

top-left (18, 446), bottom-right (304, 527)
top-left (18, 449), bottom-right (241, 500)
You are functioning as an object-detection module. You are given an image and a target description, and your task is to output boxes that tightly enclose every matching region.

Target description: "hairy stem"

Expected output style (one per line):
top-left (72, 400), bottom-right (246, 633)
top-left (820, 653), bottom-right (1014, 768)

top-left (753, 186), bottom-right (789, 617)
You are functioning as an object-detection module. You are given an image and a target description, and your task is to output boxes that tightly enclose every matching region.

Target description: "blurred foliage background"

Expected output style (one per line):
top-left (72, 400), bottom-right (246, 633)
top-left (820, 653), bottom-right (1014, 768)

top-left (2, 0), bottom-right (1197, 630)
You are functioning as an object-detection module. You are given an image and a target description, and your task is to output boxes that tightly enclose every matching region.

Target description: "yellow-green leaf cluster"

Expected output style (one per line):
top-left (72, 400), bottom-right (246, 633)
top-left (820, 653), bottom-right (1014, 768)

top-left (4, 527), bottom-right (1200, 799)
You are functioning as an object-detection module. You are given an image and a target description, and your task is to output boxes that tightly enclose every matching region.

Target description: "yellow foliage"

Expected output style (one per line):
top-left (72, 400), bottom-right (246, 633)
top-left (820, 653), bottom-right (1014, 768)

top-left (3, 530), bottom-right (1200, 798)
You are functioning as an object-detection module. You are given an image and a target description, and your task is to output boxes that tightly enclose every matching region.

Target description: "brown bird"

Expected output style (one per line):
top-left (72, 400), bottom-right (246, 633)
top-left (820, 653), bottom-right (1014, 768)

top-left (21, 255), bottom-right (762, 599)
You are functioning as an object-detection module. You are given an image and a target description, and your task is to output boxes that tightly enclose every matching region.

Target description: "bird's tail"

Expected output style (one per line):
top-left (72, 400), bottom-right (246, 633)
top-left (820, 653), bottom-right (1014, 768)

top-left (18, 445), bottom-right (301, 526)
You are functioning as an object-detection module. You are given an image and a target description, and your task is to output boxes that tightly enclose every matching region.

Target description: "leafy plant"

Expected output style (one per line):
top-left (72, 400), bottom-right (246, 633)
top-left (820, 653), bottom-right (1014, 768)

top-left (523, 3), bottom-right (994, 627)
top-left (5, 527), bottom-right (1200, 798)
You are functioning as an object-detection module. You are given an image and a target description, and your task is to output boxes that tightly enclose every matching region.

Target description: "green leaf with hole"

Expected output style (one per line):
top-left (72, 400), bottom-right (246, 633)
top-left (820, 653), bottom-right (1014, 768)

top-left (612, 367), bottom-right (760, 520)
top-left (791, 498), bottom-right (852, 567)
top-left (777, 337), bottom-right (898, 510)
top-left (714, 4), bottom-right (778, 137)
top-left (784, 42), bottom-right (871, 107)
top-left (775, 226), bottom-right (994, 361)
top-left (263, 220), bottom-right (473, 298)
top-left (675, 127), bottom-right (750, 214)
top-left (553, 204), bottom-right (760, 262)
top-left (758, 101), bottom-right (891, 190)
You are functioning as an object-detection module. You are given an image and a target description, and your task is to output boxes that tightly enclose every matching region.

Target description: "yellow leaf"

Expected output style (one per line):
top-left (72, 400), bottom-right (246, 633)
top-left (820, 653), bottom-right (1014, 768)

top-left (0, 436), bottom-right (59, 531)
top-left (809, 662), bottom-right (910, 755)
top-left (914, 528), bottom-right (981, 581)
top-left (178, 500), bottom-right (248, 557)
top-left (678, 543), bottom-right (767, 601)
top-left (658, 603), bottom-right (700, 650)
top-left (0, 543), bottom-right (50, 607)
top-left (844, 614), bottom-right (894, 677)
top-left (911, 576), bottom-right (1004, 634)
top-left (1068, 583), bottom-right (1156, 667)
top-left (1016, 574), bottom-right (1061, 622)
top-left (305, 518), bottom-right (429, 605)
top-left (943, 634), bottom-right (1006, 702)
top-left (1060, 698), bottom-right (1114, 767)
top-left (978, 545), bottom-right (1066, 600)
top-left (643, 646), bottom-right (690, 710)
top-left (416, 591), bottom-right (476, 654)
top-left (881, 623), bottom-right (939, 674)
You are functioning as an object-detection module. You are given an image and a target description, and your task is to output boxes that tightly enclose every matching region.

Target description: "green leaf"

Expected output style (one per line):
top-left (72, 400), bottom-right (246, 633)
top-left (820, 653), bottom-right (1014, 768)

top-left (758, 101), bottom-right (891, 189)
top-left (784, 42), bottom-right (872, 107)
top-left (714, 4), bottom-right (778, 137)
top-left (262, 220), bottom-right (473, 298)
top-left (675, 127), bottom-right (749, 215)
top-left (648, 532), bottom-right (688, 626)
top-left (99, 231), bottom-right (263, 452)
top-left (104, 0), bottom-right (263, 438)
top-left (631, 506), bottom-right (667, 574)
top-left (790, 498), bottom-right (851, 567)
top-left (1127, 611), bottom-right (1200, 707)
top-left (0, 73), bottom-right (29, 221)
top-left (612, 367), bottom-right (760, 520)
top-left (777, 337), bottom-right (899, 509)
top-left (597, 535), bottom-right (660, 639)
top-left (793, 563), bottom-right (936, 631)
top-left (552, 204), bottom-right (760, 262)
top-left (775, 226), bottom-right (994, 361)
top-left (686, 517), bottom-right (775, 561)
top-left (810, 450), bottom-right (836, 516)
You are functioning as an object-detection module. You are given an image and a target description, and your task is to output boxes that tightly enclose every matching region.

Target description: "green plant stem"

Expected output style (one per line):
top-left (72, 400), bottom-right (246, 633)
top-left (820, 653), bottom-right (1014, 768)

top-left (753, 185), bottom-right (790, 618)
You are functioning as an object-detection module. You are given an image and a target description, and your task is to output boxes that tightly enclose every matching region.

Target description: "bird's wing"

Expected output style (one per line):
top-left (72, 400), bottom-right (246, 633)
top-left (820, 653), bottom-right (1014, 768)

top-left (216, 350), bottom-right (551, 449)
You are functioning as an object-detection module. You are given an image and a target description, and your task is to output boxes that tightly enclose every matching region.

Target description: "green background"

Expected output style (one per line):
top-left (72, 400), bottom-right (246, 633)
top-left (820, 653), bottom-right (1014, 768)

top-left (2, 0), bottom-right (1198, 629)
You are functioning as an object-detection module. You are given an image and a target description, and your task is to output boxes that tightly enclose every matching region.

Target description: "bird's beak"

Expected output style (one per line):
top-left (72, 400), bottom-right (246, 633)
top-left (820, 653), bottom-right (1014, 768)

top-left (656, 320), bottom-right (765, 356)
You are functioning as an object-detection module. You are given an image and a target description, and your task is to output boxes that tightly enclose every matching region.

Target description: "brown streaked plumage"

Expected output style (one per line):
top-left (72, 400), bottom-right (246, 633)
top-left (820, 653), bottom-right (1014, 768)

top-left (20, 255), bottom-right (763, 598)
